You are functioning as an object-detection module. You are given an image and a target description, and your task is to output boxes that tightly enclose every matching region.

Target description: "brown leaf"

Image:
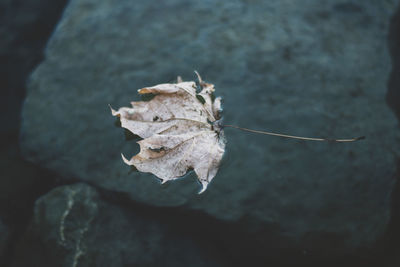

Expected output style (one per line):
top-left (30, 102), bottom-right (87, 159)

top-left (111, 73), bottom-right (225, 193)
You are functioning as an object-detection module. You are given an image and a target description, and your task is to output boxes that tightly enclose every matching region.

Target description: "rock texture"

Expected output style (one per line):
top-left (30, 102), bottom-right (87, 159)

top-left (11, 183), bottom-right (219, 267)
top-left (21, 0), bottom-right (400, 257)
top-left (0, 219), bottom-right (9, 263)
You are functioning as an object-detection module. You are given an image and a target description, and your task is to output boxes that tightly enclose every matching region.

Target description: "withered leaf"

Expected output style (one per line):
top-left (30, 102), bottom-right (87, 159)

top-left (111, 73), bottom-right (225, 193)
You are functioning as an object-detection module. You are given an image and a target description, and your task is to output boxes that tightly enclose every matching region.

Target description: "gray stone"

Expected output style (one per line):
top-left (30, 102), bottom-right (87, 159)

top-left (11, 183), bottom-right (219, 267)
top-left (21, 0), bottom-right (400, 255)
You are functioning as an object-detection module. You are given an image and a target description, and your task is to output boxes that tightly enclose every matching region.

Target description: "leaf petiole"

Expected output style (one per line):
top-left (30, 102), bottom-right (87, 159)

top-left (222, 124), bottom-right (365, 142)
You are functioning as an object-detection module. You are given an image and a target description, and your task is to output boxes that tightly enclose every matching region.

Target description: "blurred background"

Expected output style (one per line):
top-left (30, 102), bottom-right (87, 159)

top-left (1, 0), bottom-right (400, 266)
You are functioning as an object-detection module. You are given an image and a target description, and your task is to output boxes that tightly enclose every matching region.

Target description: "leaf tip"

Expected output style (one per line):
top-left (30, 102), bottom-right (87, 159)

top-left (194, 70), bottom-right (203, 84)
top-left (198, 181), bottom-right (208, 194)
top-left (109, 104), bottom-right (118, 116)
top-left (138, 88), bottom-right (150, 94)
top-left (121, 153), bottom-right (131, 165)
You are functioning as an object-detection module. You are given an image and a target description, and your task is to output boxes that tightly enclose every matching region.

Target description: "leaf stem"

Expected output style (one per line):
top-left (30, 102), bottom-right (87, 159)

top-left (222, 124), bottom-right (365, 142)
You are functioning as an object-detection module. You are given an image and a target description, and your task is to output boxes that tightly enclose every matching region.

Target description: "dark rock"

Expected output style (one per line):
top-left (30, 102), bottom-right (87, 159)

top-left (11, 183), bottom-right (219, 267)
top-left (0, 0), bottom-right (69, 229)
top-left (0, 1), bottom-right (69, 264)
top-left (20, 0), bottom-right (400, 258)
top-left (0, 135), bottom-right (55, 223)
top-left (0, 0), bottom-right (68, 134)
top-left (0, 219), bottom-right (9, 263)
top-left (387, 2), bottom-right (400, 120)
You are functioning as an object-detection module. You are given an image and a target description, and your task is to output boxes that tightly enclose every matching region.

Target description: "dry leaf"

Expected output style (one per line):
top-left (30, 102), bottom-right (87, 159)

top-left (111, 73), bottom-right (225, 193)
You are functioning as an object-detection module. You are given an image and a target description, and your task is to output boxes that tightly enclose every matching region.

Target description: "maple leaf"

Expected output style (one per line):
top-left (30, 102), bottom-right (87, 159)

top-left (111, 72), bottom-right (225, 193)
top-left (111, 73), bottom-right (365, 194)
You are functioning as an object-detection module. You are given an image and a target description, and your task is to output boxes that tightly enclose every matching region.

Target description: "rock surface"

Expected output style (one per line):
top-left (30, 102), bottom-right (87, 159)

top-left (0, 219), bottom-right (9, 263)
top-left (11, 183), bottom-right (219, 267)
top-left (21, 0), bottom-right (400, 256)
